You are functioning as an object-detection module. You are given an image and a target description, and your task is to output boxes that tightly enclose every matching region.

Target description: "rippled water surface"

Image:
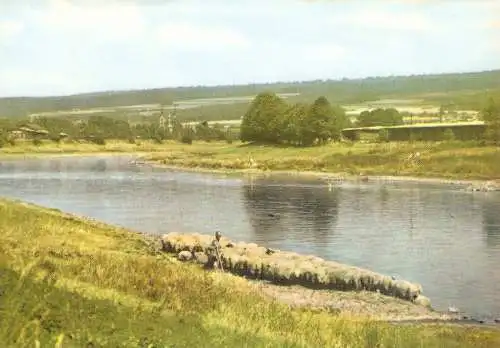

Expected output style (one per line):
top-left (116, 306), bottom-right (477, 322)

top-left (1, 155), bottom-right (499, 319)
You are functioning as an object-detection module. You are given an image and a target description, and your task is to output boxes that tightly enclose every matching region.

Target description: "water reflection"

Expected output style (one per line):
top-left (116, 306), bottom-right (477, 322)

top-left (242, 178), bottom-right (340, 250)
top-left (378, 185), bottom-right (390, 208)
top-left (482, 194), bottom-right (500, 248)
top-left (91, 158), bottom-right (108, 172)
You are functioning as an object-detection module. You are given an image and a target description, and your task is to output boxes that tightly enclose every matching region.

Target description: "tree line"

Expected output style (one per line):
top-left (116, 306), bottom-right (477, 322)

top-left (483, 98), bottom-right (500, 145)
top-left (0, 115), bottom-right (234, 147)
top-left (356, 108), bottom-right (403, 127)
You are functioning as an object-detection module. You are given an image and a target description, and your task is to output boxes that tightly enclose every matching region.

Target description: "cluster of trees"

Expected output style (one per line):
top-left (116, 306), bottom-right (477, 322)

top-left (0, 115), bottom-right (234, 147)
top-left (240, 92), bottom-right (350, 146)
top-left (356, 108), bottom-right (403, 127)
top-left (482, 98), bottom-right (500, 145)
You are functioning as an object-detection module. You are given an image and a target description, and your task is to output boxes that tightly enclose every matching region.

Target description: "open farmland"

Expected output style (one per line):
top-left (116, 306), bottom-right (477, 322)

top-left (1, 69), bottom-right (498, 123)
top-left (24, 93), bottom-right (301, 122)
top-left (20, 93), bottom-right (480, 127)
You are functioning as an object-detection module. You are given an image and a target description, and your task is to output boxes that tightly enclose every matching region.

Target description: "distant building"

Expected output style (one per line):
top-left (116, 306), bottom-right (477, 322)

top-left (159, 114), bottom-right (166, 129)
top-left (8, 130), bottom-right (26, 140)
top-left (9, 124), bottom-right (49, 140)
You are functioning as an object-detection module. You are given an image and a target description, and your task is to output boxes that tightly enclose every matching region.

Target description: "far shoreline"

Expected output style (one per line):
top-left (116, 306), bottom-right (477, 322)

top-left (0, 149), bottom-right (498, 189)
top-left (141, 157), bottom-right (499, 189)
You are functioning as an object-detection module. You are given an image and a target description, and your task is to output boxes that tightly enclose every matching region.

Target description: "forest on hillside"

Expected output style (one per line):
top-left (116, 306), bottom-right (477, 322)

top-left (1, 69), bottom-right (499, 119)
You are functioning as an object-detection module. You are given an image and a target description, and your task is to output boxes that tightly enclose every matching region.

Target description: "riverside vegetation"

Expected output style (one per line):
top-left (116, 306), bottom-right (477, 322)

top-left (2, 198), bottom-right (500, 347)
top-left (145, 140), bottom-right (500, 181)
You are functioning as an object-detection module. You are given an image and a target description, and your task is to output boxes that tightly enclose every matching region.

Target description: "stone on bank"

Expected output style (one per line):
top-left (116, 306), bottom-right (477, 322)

top-left (161, 232), bottom-right (429, 306)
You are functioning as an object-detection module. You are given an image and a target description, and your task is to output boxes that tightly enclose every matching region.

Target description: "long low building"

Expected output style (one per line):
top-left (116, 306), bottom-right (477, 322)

top-left (341, 121), bottom-right (487, 141)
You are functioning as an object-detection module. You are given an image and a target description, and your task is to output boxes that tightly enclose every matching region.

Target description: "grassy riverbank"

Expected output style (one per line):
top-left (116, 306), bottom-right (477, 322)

top-left (1, 139), bottom-right (499, 181)
top-left (146, 141), bottom-right (500, 181)
top-left (0, 200), bottom-right (500, 347)
top-left (0, 139), bottom-right (166, 156)
top-left (1, 199), bottom-right (500, 347)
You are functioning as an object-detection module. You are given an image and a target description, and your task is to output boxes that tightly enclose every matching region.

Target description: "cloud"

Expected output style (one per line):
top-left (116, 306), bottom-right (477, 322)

top-left (156, 22), bottom-right (251, 52)
top-left (0, 68), bottom-right (91, 96)
top-left (34, 0), bottom-right (145, 42)
top-left (0, 0), bottom-right (499, 97)
top-left (303, 43), bottom-right (347, 62)
top-left (0, 20), bottom-right (23, 41)
top-left (486, 19), bottom-right (500, 29)
top-left (338, 10), bottom-right (432, 31)
top-left (475, 0), bottom-right (500, 10)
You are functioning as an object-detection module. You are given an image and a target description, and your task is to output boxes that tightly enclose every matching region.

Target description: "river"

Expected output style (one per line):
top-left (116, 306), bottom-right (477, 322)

top-left (0, 154), bottom-right (499, 320)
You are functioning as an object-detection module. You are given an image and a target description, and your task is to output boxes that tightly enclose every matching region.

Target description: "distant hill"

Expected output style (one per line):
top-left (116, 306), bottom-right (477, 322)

top-left (1, 69), bottom-right (499, 118)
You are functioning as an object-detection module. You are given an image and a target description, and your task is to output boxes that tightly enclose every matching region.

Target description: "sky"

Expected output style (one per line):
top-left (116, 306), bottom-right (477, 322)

top-left (0, 0), bottom-right (499, 97)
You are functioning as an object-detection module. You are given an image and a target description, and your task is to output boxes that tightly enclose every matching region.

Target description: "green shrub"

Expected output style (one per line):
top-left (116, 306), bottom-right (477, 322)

top-left (90, 136), bottom-right (106, 145)
top-left (50, 135), bottom-right (62, 143)
top-left (442, 129), bottom-right (456, 141)
top-left (377, 129), bottom-right (390, 143)
top-left (180, 134), bottom-right (193, 145)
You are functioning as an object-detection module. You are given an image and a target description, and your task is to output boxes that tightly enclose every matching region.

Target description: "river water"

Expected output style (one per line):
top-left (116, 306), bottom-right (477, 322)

top-left (0, 155), bottom-right (499, 320)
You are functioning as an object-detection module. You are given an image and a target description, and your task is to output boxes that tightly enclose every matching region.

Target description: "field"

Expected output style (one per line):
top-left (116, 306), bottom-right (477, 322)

top-left (4, 83), bottom-right (491, 126)
top-left (1, 198), bottom-right (500, 347)
top-left (21, 95), bottom-right (482, 125)
top-left (22, 93), bottom-right (299, 124)
top-left (2, 69), bottom-right (499, 121)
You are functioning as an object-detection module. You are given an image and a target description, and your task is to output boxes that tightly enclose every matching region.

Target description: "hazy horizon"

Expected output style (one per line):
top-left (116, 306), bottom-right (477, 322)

top-left (1, 67), bottom-right (499, 100)
top-left (1, 0), bottom-right (499, 98)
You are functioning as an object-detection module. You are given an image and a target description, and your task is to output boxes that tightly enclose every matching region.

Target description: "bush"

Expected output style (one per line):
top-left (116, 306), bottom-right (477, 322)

top-left (180, 134), bottom-right (193, 145)
top-left (32, 138), bottom-right (42, 146)
top-left (377, 129), bottom-right (390, 143)
top-left (90, 136), bottom-right (106, 145)
top-left (409, 132), bottom-right (423, 143)
top-left (442, 129), bottom-right (456, 141)
top-left (50, 135), bottom-right (61, 143)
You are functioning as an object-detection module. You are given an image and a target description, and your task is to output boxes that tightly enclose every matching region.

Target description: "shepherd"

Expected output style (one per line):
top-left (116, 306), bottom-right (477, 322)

top-left (208, 231), bottom-right (224, 271)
